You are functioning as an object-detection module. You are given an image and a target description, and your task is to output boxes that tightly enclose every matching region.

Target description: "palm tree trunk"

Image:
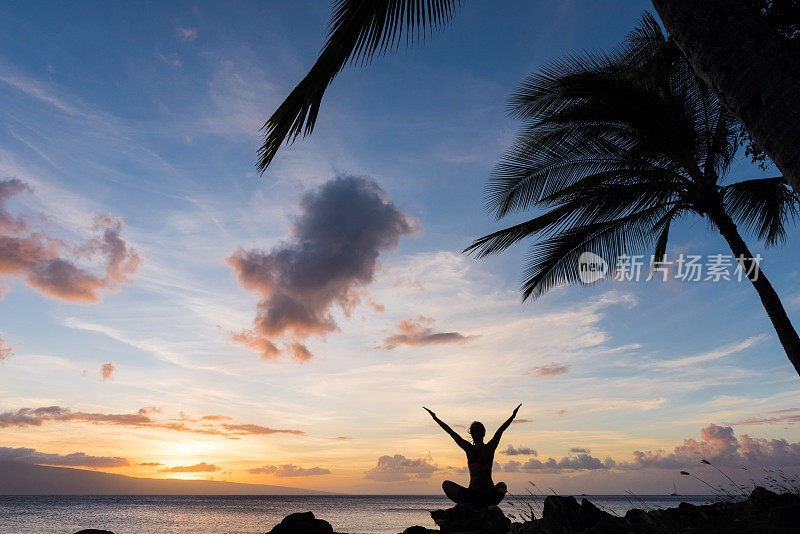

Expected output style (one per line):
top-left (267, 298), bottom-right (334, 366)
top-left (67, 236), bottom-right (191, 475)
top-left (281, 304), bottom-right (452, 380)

top-left (709, 208), bottom-right (800, 376)
top-left (652, 0), bottom-right (800, 197)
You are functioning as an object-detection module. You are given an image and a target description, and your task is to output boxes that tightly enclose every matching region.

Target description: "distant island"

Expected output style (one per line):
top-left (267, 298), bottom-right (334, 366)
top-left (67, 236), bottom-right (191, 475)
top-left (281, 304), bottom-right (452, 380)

top-left (0, 461), bottom-right (333, 495)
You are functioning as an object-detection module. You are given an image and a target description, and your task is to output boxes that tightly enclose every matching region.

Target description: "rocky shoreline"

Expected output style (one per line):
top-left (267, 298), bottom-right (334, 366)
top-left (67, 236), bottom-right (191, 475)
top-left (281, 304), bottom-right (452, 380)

top-left (73, 486), bottom-right (800, 534)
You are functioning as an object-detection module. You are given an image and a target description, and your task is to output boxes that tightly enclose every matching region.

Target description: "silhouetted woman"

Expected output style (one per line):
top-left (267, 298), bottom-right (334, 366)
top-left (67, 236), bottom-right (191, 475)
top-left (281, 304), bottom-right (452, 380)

top-left (423, 404), bottom-right (521, 508)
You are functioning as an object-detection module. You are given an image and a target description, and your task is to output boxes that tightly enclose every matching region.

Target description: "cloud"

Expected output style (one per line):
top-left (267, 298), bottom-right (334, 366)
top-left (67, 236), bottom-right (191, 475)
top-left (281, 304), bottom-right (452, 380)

top-left (364, 454), bottom-right (440, 482)
top-left (521, 453), bottom-right (615, 472)
top-left (137, 462), bottom-right (162, 466)
top-left (380, 315), bottom-right (472, 350)
top-left (174, 27), bottom-right (198, 41)
top-left (247, 464), bottom-right (331, 477)
top-left (570, 447), bottom-right (591, 454)
top-left (0, 446), bottom-right (128, 467)
top-left (500, 445), bottom-right (537, 456)
top-left (502, 461), bottom-right (521, 472)
top-left (228, 175), bottom-right (417, 361)
top-left (0, 406), bottom-right (304, 438)
top-left (525, 363), bottom-right (569, 377)
top-left (620, 424), bottom-right (800, 470)
top-left (156, 53), bottom-right (181, 67)
top-left (511, 419), bottom-right (533, 425)
top-left (651, 335), bottom-right (768, 368)
top-left (160, 462), bottom-right (219, 473)
top-left (100, 362), bottom-right (115, 381)
top-left (0, 179), bottom-right (141, 303)
top-left (727, 408), bottom-right (800, 426)
top-left (218, 423), bottom-right (305, 436)
top-left (0, 333), bottom-right (12, 361)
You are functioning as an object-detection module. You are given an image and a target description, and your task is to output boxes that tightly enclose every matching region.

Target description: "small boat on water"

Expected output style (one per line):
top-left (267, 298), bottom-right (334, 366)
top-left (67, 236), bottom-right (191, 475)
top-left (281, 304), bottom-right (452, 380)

top-left (669, 483), bottom-right (679, 496)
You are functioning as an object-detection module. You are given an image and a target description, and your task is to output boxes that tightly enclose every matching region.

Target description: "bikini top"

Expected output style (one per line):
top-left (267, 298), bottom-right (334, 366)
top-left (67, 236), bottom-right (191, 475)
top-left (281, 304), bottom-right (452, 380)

top-left (468, 445), bottom-right (493, 471)
top-left (468, 461), bottom-right (492, 471)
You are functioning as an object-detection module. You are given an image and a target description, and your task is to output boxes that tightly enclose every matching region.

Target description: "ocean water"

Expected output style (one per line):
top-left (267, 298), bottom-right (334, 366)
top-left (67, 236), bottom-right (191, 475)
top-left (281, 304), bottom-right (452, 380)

top-left (0, 494), bottom-right (715, 534)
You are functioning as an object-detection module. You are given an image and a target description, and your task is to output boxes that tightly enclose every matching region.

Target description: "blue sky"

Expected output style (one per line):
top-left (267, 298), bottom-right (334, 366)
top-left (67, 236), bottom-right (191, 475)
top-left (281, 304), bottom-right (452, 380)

top-left (1, 0), bottom-right (799, 494)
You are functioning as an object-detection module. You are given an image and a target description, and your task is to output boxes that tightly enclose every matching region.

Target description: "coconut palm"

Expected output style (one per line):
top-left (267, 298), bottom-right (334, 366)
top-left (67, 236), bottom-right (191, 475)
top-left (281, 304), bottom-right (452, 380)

top-left (464, 14), bottom-right (800, 375)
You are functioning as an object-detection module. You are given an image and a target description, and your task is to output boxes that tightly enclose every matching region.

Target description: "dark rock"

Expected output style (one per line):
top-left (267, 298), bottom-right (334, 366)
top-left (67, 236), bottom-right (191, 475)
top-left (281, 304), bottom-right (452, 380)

top-left (770, 502), bottom-right (800, 534)
top-left (581, 517), bottom-right (632, 534)
top-left (749, 486), bottom-right (782, 509)
top-left (399, 526), bottom-right (438, 534)
top-left (267, 511), bottom-right (334, 534)
top-left (539, 495), bottom-right (616, 533)
top-left (74, 531), bottom-right (115, 534)
top-left (430, 504), bottom-right (511, 533)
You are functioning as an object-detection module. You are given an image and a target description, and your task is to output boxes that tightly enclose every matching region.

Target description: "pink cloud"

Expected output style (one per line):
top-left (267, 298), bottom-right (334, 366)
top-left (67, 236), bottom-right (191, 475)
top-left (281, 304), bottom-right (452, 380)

top-left (0, 333), bottom-right (13, 361)
top-left (0, 406), bottom-right (305, 438)
top-left (228, 176), bottom-right (417, 361)
top-left (525, 363), bottom-right (569, 377)
top-left (0, 179), bottom-right (141, 303)
top-left (727, 408), bottom-right (800, 426)
top-left (621, 424), bottom-right (800, 469)
top-left (100, 362), bottom-right (115, 381)
top-left (380, 315), bottom-right (471, 350)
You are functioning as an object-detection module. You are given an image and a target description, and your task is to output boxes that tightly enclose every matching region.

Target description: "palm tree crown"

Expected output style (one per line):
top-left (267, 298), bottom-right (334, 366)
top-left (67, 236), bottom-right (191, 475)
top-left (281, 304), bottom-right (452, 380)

top-left (466, 14), bottom-right (797, 299)
top-left (465, 14), bottom-right (800, 375)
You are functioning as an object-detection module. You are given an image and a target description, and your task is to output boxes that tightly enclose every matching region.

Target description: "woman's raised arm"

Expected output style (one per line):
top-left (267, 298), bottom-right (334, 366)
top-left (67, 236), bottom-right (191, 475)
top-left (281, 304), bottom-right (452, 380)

top-left (488, 403), bottom-right (522, 448)
top-left (423, 407), bottom-right (470, 450)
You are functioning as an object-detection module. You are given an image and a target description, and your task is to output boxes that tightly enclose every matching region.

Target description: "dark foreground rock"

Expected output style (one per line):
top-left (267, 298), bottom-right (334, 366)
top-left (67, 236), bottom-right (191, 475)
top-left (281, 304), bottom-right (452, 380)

top-left (74, 530), bottom-right (115, 534)
top-left (266, 511), bottom-right (335, 534)
top-left (430, 504), bottom-right (511, 533)
top-left (267, 486), bottom-right (800, 534)
top-left (512, 486), bottom-right (800, 534)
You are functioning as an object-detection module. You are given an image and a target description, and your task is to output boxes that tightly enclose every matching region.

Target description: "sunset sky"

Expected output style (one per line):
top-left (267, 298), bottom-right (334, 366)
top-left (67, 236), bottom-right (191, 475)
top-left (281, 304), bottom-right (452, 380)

top-left (2, 0), bottom-right (800, 495)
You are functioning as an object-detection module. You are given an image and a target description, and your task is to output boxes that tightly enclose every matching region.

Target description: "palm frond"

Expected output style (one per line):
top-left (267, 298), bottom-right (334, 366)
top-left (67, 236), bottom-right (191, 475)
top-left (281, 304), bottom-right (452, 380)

top-left (258, 0), bottom-right (461, 172)
top-left (521, 206), bottom-right (671, 300)
top-left (723, 177), bottom-right (800, 246)
top-left (478, 13), bottom-right (746, 301)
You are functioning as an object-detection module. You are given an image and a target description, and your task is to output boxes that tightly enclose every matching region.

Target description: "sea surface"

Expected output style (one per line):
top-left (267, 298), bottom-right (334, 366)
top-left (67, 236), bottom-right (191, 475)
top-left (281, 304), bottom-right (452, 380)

top-left (0, 494), bottom-right (716, 534)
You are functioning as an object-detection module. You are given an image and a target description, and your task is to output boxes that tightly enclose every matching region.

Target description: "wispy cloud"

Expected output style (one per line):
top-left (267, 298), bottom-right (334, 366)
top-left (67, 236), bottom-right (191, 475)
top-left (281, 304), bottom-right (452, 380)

top-left (0, 406), bottom-right (305, 438)
top-left (0, 333), bottom-right (13, 361)
top-left (0, 446), bottom-right (128, 468)
top-left (525, 363), bottom-right (569, 377)
top-left (174, 27), bottom-right (198, 41)
top-left (651, 335), bottom-right (769, 369)
top-left (380, 315), bottom-right (472, 350)
top-left (248, 464), bottom-right (331, 477)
